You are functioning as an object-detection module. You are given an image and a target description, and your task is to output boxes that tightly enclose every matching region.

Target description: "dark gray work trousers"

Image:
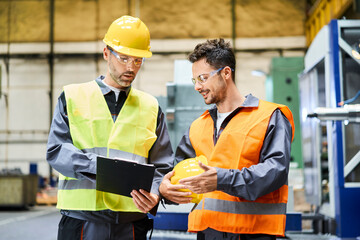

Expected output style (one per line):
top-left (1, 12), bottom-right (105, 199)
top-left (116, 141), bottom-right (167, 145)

top-left (197, 228), bottom-right (277, 240)
top-left (58, 215), bottom-right (153, 240)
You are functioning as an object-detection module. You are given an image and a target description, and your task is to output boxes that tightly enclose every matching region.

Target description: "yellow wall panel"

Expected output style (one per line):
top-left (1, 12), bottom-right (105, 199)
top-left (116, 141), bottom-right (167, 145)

top-left (97, 0), bottom-right (129, 40)
top-left (55, 0), bottom-right (97, 42)
top-left (141, 0), bottom-right (232, 39)
top-left (236, 0), bottom-right (305, 38)
top-left (0, 2), bottom-right (10, 43)
top-left (1, 1), bottom-right (49, 43)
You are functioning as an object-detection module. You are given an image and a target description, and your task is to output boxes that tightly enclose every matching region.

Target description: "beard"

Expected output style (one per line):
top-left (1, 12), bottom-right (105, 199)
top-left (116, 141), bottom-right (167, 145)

top-left (199, 76), bottom-right (227, 105)
top-left (109, 62), bottom-right (136, 89)
top-left (110, 71), bottom-right (135, 87)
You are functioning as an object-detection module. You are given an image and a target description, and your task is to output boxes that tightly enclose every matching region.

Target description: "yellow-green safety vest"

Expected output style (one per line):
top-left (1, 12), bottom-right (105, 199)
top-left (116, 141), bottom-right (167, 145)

top-left (57, 80), bottom-right (158, 212)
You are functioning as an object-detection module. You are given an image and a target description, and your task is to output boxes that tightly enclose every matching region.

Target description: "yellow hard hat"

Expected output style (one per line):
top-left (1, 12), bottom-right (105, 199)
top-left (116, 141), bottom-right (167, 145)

top-left (170, 155), bottom-right (208, 204)
top-left (103, 15), bottom-right (152, 58)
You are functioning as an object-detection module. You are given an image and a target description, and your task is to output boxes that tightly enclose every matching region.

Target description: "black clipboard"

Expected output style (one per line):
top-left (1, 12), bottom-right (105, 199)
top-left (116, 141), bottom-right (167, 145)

top-left (96, 156), bottom-right (155, 197)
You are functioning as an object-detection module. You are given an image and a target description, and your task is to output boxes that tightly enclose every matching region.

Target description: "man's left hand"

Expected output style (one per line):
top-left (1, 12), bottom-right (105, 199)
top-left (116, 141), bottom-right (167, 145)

top-left (179, 161), bottom-right (217, 194)
top-left (131, 189), bottom-right (159, 213)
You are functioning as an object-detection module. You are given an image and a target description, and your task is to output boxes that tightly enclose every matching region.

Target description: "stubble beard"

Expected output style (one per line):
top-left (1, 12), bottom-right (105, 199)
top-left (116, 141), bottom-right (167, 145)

top-left (110, 72), bottom-right (131, 88)
top-left (109, 64), bottom-right (135, 89)
top-left (203, 77), bottom-right (226, 105)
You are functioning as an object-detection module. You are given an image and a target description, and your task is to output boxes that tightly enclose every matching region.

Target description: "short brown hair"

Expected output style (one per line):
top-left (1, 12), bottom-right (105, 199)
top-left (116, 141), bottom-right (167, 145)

top-left (188, 38), bottom-right (236, 82)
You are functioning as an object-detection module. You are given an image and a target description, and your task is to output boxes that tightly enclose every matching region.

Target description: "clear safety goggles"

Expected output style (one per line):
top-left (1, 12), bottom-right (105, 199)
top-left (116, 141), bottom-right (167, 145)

top-left (108, 48), bottom-right (144, 67)
top-left (191, 67), bottom-right (224, 85)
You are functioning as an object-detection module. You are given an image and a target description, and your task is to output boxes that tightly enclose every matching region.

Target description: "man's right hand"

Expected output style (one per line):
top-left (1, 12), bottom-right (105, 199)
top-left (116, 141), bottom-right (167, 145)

top-left (159, 171), bottom-right (193, 204)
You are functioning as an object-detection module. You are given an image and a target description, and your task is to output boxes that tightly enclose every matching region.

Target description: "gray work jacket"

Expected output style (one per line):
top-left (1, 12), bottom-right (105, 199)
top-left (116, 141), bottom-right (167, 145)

top-left (46, 76), bottom-right (174, 223)
top-left (175, 94), bottom-right (293, 201)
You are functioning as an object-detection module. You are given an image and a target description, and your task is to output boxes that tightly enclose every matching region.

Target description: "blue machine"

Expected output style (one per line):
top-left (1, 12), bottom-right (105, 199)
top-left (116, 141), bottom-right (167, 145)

top-left (300, 19), bottom-right (360, 239)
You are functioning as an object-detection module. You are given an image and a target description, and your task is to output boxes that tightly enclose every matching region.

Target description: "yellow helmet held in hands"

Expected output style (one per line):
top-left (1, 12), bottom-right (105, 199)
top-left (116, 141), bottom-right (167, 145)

top-left (170, 155), bottom-right (208, 204)
top-left (103, 15), bottom-right (152, 58)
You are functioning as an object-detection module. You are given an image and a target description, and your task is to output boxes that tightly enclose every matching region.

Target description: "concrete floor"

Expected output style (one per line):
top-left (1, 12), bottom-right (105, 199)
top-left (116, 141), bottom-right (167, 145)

top-left (0, 206), bottom-right (339, 240)
top-left (0, 206), bottom-right (197, 240)
top-left (0, 206), bottom-right (60, 240)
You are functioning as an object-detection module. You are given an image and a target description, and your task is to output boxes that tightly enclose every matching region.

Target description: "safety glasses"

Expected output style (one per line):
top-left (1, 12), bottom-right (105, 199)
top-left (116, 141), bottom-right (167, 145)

top-left (191, 67), bottom-right (224, 85)
top-left (108, 48), bottom-right (143, 67)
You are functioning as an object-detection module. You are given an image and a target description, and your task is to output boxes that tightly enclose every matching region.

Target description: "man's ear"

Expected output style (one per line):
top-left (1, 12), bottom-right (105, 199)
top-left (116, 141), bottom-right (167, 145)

top-left (223, 66), bottom-right (233, 82)
top-left (103, 47), bottom-right (109, 60)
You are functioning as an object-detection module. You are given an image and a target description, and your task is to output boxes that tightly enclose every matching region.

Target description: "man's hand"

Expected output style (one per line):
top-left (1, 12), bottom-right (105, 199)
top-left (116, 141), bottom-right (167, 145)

top-left (159, 171), bottom-right (193, 204)
top-left (131, 189), bottom-right (159, 213)
top-left (179, 161), bottom-right (217, 194)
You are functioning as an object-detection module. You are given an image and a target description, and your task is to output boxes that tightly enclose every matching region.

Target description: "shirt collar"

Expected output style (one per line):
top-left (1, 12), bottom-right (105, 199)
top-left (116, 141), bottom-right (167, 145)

top-left (95, 75), bottom-right (130, 96)
top-left (241, 94), bottom-right (259, 107)
top-left (209, 94), bottom-right (259, 113)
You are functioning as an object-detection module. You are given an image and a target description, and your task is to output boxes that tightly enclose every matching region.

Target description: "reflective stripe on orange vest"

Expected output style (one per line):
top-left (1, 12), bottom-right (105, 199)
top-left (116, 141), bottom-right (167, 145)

top-left (188, 100), bottom-right (294, 236)
top-left (194, 198), bottom-right (287, 215)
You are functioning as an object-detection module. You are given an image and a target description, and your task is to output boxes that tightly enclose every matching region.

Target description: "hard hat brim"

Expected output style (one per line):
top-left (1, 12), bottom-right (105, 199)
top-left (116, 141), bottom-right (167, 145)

top-left (104, 41), bottom-right (152, 58)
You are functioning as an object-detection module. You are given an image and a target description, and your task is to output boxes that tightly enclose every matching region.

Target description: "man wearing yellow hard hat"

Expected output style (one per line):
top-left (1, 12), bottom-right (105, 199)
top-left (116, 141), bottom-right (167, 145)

top-left (160, 39), bottom-right (295, 240)
top-left (47, 16), bottom-right (173, 239)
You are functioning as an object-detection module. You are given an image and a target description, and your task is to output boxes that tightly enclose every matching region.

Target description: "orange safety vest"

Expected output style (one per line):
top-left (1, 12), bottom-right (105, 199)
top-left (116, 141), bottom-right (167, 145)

top-left (188, 100), bottom-right (294, 236)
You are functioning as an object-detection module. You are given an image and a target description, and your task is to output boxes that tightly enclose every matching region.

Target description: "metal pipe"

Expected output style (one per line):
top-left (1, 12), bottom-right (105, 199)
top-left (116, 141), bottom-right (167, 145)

top-left (0, 53), bottom-right (102, 59)
top-left (127, 0), bottom-right (131, 15)
top-left (231, 0), bottom-right (237, 50)
top-left (0, 130), bottom-right (49, 134)
top-left (307, 106), bottom-right (360, 122)
top-left (95, 0), bottom-right (100, 75)
top-left (0, 47), bottom-right (307, 59)
top-left (135, 0), bottom-right (140, 18)
top-left (0, 159), bottom-right (46, 163)
top-left (49, 0), bottom-right (54, 124)
top-left (0, 140), bottom-right (48, 144)
top-left (48, 0), bottom-right (55, 184)
top-left (4, 0), bottom-right (12, 168)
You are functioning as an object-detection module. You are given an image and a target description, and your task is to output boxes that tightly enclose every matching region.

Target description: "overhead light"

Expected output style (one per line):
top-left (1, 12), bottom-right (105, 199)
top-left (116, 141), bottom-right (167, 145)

top-left (351, 41), bottom-right (360, 59)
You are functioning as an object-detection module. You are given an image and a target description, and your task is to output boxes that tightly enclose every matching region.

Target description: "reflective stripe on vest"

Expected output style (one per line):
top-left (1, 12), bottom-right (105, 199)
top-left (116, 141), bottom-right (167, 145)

top-left (188, 100), bottom-right (294, 236)
top-left (194, 198), bottom-right (287, 215)
top-left (60, 147), bottom-right (147, 165)
top-left (57, 80), bottom-right (158, 211)
top-left (57, 147), bottom-right (148, 190)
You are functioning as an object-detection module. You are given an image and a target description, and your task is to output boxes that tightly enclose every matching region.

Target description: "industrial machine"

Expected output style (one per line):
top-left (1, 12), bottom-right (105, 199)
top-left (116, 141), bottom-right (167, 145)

top-left (266, 56), bottom-right (304, 170)
top-left (164, 60), bottom-right (209, 149)
top-left (308, 104), bottom-right (360, 122)
top-left (299, 19), bottom-right (360, 239)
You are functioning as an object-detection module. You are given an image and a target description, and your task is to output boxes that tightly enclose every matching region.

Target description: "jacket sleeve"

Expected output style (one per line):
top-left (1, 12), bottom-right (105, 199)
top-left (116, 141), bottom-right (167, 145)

top-left (175, 127), bottom-right (197, 164)
top-left (216, 109), bottom-right (292, 201)
top-left (46, 92), bottom-right (97, 182)
top-left (148, 106), bottom-right (174, 196)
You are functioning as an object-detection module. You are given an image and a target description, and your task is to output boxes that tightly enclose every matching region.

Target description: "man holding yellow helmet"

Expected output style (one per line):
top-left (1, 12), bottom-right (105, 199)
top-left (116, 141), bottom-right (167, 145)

top-left (47, 16), bottom-right (173, 239)
top-left (160, 39), bottom-right (294, 240)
